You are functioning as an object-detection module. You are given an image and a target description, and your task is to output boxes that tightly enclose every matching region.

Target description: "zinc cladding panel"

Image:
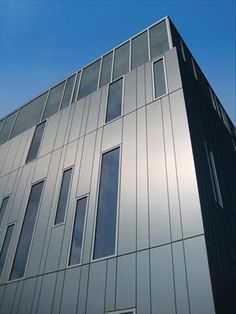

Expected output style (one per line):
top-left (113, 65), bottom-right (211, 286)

top-left (165, 47), bottom-right (182, 93)
top-left (86, 260), bottom-right (107, 314)
top-left (137, 250), bottom-right (151, 314)
top-left (11, 280), bottom-right (23, 314)
top-left (54, 105), bottom-right (71, 150)
top-left (31, 276), bottom-right (43, 314)
top-left (98, 85), bottom-right (109, 128)
top-left (0, 281), bottom-right (17, 314)
top-left (118, 112), bottom-right (136, 255)
top-left (17, 277), bottom-right (37, 314)
top-left (36, 272), bottom-right (57, 314)
top-left (86, 89), bottom-right (101, 134)
top-left (68, 98), bottom-right (85, 142)
top-left (124, 70), bottom-right (137, 115)
top-left (1, 136), bottom-right (22, 177)
top-left (0, 141), bottom-right (10, 175)
top-left (77, 264), bottom-right (89, 314)
top-left (136, 64), bottom-right (145, 109)
top-left (12, 130), bottom-right (31, 171)
top-left (39, 114), bottom-right (60, 157)
top-left (51, 270), bottom-right (65, 314)
top-left (80, 95), bottom-right (91, 137)
top-left (105, 258), bottom-right (116, 312)
top-left (145, 62), bottom-right (153, 104)
top-left (102, 118), bottom-right (122, 152)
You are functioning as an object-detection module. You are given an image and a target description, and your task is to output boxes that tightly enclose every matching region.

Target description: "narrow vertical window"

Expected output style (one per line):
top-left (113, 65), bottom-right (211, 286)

top-left (153, 58), bottom-right (167, 98)
top-left (54, 168), bottom-right (72, 225)
top-left (209, 87), bottom-right (217, 111)
top-left (60, 75), bottom-right (76, 110)
top-left (99, 52), bottom-right (113, 88)
top-left (10, 181), bottom-right (44, 280)
top-left (105, 78), bottom-right (123, 123)
top-left (71, 72), bottom-right (81, 104)
top-left (113, 42), bottom-right (130, 80)
top-left (0, 196), bottom-right (9, 228)
top-left (131, 31), bottom-right (149, 69)
top-left (0, 225), bottom-right (14, 278)
top-left (205, 144), bottom-right (223, 207)
top-left (93, 147), bottom-right (120, 259)
top-left (26, 121), bottom-right (46, 163)
top-left (180, 40), bottom-right (186, 61)
top-left (69, 196), bottom-right (87, 265)
top-left (191, 58), bottom-right (198, 80)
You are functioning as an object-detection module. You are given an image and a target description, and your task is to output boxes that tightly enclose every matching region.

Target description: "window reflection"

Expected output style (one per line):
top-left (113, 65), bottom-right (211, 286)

top-left (106, 78), bottom-right (123, 123)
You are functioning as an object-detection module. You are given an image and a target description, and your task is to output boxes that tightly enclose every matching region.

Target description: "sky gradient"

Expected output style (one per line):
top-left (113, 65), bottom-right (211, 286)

top-left (0, 0), bottom-right (235, 124)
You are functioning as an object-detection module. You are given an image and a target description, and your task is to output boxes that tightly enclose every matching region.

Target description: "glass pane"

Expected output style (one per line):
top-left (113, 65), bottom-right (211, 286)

top-left (0, 119), bottom-right (4, 134)
top-left (78, 59), bottom-right (101, 100)
top-left (105, 78), bottom-right (123, 123)
top-left (153, 59), bottom-right (166, 98)
top-left (99, 52), bottom-right (113, 88)
top-left (113, 42), bottom-right (130, 80)
top-left (93, 147), bottom-right (120, 259)
top-left (54, 168), bottom-right (72, 225)
top-left (0, 196), bottom-right (9, 228)
top-left (11, 93), bottom-right (47, 138)
top-left (10, 181), bottom-right (44, 280)
top-left (71, 72), bottom-right (81, 104)
top-left (60, 75), bottom-right (76, 110)
top-left (0, 111), bottom-right (18, 145)
top-left (150, 20), bottom-right (169, 59)
top-left (26, 121), bottom-right (46, 163)
top-left (43, 81), bottom-right (65, 119)
top-left (69, 196), bottom-right (87, 265)
top-left (0, 224), bottom-right (14, 278)
top-left (131, 31), bottom-right (149, 69)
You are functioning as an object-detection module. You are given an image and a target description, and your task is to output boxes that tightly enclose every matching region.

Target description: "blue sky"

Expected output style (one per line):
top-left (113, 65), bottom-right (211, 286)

top-left (0, 0), bottom-right (235, 123)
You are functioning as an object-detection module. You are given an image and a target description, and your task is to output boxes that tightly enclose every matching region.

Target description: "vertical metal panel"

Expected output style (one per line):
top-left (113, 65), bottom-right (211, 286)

top-left (0, 176), bottom-right (8, 201)
top-left (185, 236), bottom-right (215, 314)
top-left (145, 62), bottom-right (153, 104)
top-left (137, 107), bottom-right (149, 250)
top-left (86, 260), bottom-right (107, 314)
top-left (118, 112), bottom-right (136, 255)
top-left (162, 96), bottom-right (182, 241)
top-left (77, 264), bottom-right (89, 314)
top-left (137, 64), bottom-right (145, 109)
top-left (11, 281), bottom-right (23, 314)
top-left (0, 285), bottom-right (5, 308)
top-left (44, 225), bottom-right (64, 273)
top-left (169, 90), bottom-right (204, 237)
top-left (39, 114), bottom-right (60, 156)
top-left (19, 128), bottom-right (35, 166)
top-left (0, 282), bottom-right (17, 314)
top-left (3, 170), bottom-right (17, 197)
top-left (37, 272), bottom-right (57, 314)
top-left (105, 258), bottom-right (116, 312)
top-left (0, 141), bottom-right (10, 175)
top-left (1, 136), bottom-right (21, 176)
top-left (12, 130), bottom-right (30, 171)
top-left (68, 98), bottom-right (85, 142)
top-left (98, 85), bottom-right (108, 128)
top-left (80, 95), bottom-right (91, 137)
top-left (60, 267), bottom-right (80, 314)
top-left (17, 277), bottom-right (37, 314)
top-left (146, 100), bottom-right (170, 246)
top-left (150, 245), bottom-right (175, 314)
top-left (76, 131), bottom-right (96, 197)
top-left (33, 154), bottom-right (51, 183)
top-left (31, 276), bottom-right (43, 314)
top-left (102, 118), bottom-right (122, 152)
top-left (172, 241), bottom-right (190, 314)
top-left (54, 106), bottom-right (71, 149)
top-left (64, 140), bottom-right (77, 169)
top-left (137, 250), bottom-right (151, 314)
top-left (82, 129), bottom-right (102, 264)
top-left (165, 48), bottom-right (182, 93)
top-left (52, 270), bottom-right (65, 314)
top-left (116, 253), bottom-right (136, 310)
top-left (124, 70), bottom-right (137, 114)
top-left (27, 148), bottom-right (64, 277)
top-left (86, 89), bottom-right (101, 134)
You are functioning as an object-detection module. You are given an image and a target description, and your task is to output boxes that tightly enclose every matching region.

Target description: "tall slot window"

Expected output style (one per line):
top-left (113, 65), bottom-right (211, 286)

top-left (71, 72), bottom-right (81, 104)
top-left (26, 121), bottom-right (46, 163)
top-left (99, 52), bottom-right (113, 88)
top-left (205, 144), bottom-right (223, 207)
top-left (60, 75), bottom-right (76, 110)
top-left (42, 81), bottom-right (65, 120)
top-left (0, 196), bottom-right (9, 228)
top-left (54, 168), bottom-right (72, 225)
top-left (105, 78), bottom-right (123, 123)
top-left (93, 147), bottom-right (120, 260)
top-left (0, 224), bottom-right (14, 278)
top-left (153, 58), bottom-right (167, 98)
top-left (69, 196), bottom-right (87, 265)
top-left (113, 42), bottom-right (130, 80)
top-left (10, 181), bottom-right (44, 280)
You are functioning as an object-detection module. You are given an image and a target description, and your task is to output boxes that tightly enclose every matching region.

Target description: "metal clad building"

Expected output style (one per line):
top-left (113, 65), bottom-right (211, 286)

top-left (0, 16), bottom-right (235, 314)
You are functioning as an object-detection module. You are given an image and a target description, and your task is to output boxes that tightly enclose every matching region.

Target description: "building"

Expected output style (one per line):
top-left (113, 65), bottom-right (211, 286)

top-left (0, 16), bottom-right (235, 314)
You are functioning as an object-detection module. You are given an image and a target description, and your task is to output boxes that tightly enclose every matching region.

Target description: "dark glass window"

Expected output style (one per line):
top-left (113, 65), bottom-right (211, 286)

top-left (26, 121), bottom-right (46, 163)
top-left (131, 31), bottom-right (149, 69)
top-left (105, 78), bottom-right (123, 123)
top-left (69, 196), bottom-right (87, 265)
top-left (149, 20), bottom-right (169, 59)
top-left (54, 168), bottom-right (72, 225)
top-left (60, 75), bottom-right (76, 110)
top-left (113, 42), bottom-right (130, 80)
top-left (0, 111), bottom-right (18, 145)
top-left (71, 72), bottom-right (81, 104)
top-left (191, 58), bottom-right (198, 80)
top-left (43, 81), bottom-right (65, 119)
top-left (0, 119), bottom-right (4, 134)
top-left (11, 93), bottom-right (47, 138)
top-left (153, 59), bottom-right (167, 98)
top-left (93, 147), bottom-right (120, 259)
top-left (99, 52), bottom-right (113, 88)
top-left (78, 60), bottom-right (101, 100)
top-left (10, 181), bottom-right (44, 280)
top-left (0, 224), bottom-right (14, 278)
top-left (0, 197), bottom-right (9, 228)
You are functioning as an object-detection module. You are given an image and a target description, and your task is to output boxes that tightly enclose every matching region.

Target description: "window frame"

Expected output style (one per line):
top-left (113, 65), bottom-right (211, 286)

top-left (105, 309), bottom-right (136, 314)
top-left (91, 144), bottom-right (121, 263)
top-left (152, 56), bottom-right (168, 100)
